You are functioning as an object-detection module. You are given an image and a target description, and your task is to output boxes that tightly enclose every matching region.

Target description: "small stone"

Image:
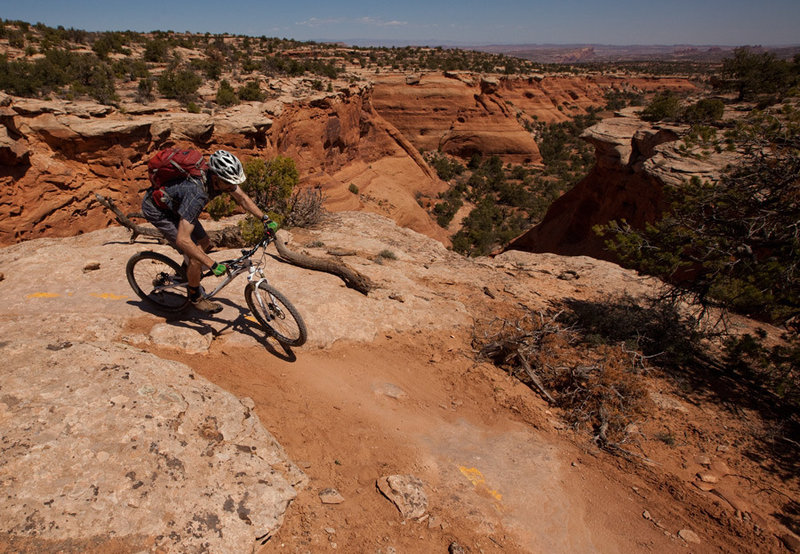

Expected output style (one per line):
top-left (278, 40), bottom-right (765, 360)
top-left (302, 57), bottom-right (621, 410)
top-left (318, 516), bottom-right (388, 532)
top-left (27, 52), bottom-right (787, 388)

top-left (377, 475), bottom-right (427, 520)
top-left (557, 270), bottom-right (579, 281)
top-left (0, 272), bottom-right (5, 281)
top-left (373, 382), bottom-right (407, 400)
top-left (678, 529), bottom-right (701, 544)
top-left (319, 488), bottom-right (345, 504)
top-left (695, 455), bottom-right (712, 467)
top-left (710, 460), bottom-right (732, 477)
top-left (697, 472), bottom-right (719, 484)
top-left (642, 510), bottom-right (652, 520)
top-left (324, 527), bottom-right (336, 535)
top-left (693, 481), bottom-right (715, 492)
top-left (780, 533), bottom-right (800, 553)
top-left (449, 542), bottom-right (468, 554)
top-left (716, 444), bottom-right (730, 452)
top-left (83, 261), bottom-right (101, 272)
top-left (427, 515), bottom-right (442, 529)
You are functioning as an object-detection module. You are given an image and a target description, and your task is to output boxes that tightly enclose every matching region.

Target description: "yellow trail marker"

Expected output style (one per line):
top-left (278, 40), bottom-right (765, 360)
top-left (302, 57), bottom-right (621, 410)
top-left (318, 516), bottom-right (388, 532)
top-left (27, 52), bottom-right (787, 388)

top-left (458, 466), bottom-right (503, 503)
top-left (90, 293), bottom-right (128, 300)
top-left (27, 292), bottom-right (61, 298)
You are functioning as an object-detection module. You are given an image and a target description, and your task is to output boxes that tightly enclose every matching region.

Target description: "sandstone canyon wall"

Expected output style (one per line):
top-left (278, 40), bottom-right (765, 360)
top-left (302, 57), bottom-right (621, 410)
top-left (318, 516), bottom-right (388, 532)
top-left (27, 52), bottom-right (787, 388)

top-left (0, 73), bottom-right (696, 247)
top-left (505, 110), bottom-right (733, 261)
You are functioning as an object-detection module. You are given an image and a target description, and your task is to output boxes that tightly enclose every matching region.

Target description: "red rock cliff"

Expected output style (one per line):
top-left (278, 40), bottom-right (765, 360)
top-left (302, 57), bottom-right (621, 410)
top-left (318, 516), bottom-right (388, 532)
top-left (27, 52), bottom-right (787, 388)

top-left (504, 111), bottom-right (734, 261)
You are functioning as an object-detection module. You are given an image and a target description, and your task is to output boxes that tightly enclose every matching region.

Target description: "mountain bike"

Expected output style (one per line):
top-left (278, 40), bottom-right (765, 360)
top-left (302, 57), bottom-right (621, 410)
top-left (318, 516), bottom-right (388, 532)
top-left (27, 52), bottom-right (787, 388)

top-left (126, 233), bottom-right (307, 347)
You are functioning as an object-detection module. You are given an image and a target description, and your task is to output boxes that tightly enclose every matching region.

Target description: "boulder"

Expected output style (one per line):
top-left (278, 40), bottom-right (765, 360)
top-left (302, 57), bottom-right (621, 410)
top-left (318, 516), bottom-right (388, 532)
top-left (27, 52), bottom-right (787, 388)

top-left (0, 338), bottom-right (306, 551)
top-left (0, 126), bottom-right (30, 165)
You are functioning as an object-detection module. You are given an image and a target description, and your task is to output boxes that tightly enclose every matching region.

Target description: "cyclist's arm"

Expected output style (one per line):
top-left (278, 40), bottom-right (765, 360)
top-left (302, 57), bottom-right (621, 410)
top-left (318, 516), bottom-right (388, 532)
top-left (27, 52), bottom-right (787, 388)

top-left (176, 218), bottom-right (216, 269)
top-left (229, 186), bottom-right (266, 220)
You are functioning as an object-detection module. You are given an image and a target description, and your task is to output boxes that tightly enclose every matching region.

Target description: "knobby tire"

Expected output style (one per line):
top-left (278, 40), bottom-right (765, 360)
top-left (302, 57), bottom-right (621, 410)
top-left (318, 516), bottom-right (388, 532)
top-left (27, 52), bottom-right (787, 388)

top-left (126, 251), bottom-right (189, 312)
top-left (245, 282), bottom-right (307, 347)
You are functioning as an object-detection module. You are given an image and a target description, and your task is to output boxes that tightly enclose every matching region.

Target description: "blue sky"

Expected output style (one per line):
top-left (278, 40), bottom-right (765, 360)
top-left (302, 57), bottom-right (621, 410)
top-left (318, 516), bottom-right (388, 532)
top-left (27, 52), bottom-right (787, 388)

top-left (1, 0), bottom-right (799, 46)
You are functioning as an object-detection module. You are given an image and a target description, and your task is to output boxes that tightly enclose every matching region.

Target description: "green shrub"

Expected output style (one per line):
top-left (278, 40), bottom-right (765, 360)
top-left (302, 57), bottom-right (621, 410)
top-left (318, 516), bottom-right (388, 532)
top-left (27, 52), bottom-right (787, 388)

top-left (136, 77), bottom-right (154, 102)
top-left (681, 98), bottom-right (724, 123)
top-left (640, 92), bottom-right (682, 122)
top-left (143, 39), bottom-right (169, 62)
top-left (237, 80), bottom-right (265, 102)
top-left (348, 183), bottom-right (359, 194)
top-left (215, 79), bottom-right (238, 107)
top-left (428, 153), bottom-right (465, 181)
top-left (241, 156), bottom-right (298, 216)
top-left (206, 194), bottom-right (237, 220)
top-left (157, 66), bottom-right (202, 103)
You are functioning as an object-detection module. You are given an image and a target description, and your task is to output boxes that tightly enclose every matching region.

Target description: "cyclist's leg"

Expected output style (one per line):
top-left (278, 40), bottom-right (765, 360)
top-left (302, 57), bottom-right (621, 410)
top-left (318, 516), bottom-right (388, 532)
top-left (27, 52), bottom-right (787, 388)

top-left (184, 221), bottom-right (209, 288)
top-left (184, 221), bottom-right (222, 314)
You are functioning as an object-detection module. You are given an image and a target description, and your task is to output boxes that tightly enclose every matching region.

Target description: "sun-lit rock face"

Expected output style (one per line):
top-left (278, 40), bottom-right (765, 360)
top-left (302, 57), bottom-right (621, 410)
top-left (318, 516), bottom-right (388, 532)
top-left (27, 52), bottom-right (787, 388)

top-left (371, 74), bottom-right (543, 164)
top-left (0, 73), bottom-right (697, 247)
top-left (504, 113), bottom-right (735, 260)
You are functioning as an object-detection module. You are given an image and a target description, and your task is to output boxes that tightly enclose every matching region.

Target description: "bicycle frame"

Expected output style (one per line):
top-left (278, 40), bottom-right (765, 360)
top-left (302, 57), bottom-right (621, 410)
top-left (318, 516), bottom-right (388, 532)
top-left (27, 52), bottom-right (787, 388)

top-left (200, 236), bottom-right (274, 300)
top-left (149, 236), bottom-right (274, 300)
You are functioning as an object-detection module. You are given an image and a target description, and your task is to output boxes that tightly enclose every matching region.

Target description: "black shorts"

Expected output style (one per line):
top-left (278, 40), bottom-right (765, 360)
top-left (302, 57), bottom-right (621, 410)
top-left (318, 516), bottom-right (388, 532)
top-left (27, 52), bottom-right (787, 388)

top-left (141, 191), bottom-right (208, 247)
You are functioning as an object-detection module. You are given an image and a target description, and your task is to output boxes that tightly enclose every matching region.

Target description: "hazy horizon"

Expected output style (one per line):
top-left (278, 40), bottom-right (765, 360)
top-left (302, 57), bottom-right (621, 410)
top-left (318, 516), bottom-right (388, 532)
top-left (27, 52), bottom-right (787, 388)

top-left (2, 0), bottom-right (799, 47)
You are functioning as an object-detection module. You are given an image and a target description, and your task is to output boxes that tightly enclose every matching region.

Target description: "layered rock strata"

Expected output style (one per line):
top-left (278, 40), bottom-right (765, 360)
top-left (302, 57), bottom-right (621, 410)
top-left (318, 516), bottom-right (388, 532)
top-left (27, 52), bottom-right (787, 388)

top-left (505, 112), bottom-right (734, 260)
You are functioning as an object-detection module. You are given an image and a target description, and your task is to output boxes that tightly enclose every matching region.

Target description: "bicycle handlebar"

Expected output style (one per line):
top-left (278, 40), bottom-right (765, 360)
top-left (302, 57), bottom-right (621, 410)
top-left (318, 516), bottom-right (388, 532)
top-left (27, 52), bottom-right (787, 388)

top-left (217, 233), bottom-right (275, 271)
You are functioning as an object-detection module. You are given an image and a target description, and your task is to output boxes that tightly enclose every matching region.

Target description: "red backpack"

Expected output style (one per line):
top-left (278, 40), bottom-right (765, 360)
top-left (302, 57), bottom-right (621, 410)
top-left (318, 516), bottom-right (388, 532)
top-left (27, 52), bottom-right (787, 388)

top-left (147, 148), bottom-right (209, 209)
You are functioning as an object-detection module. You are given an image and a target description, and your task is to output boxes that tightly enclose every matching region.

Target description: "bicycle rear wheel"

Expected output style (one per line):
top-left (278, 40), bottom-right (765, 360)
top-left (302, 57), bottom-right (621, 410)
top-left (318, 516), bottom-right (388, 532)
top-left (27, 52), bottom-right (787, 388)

top-left (245, 282), bottom-right (307, 347)
top-left (126, 251), bottom-right (190, 312)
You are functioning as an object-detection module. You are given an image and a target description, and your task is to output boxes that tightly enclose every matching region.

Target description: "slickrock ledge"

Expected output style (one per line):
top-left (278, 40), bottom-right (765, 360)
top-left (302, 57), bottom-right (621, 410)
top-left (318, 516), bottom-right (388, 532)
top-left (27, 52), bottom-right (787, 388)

top-left (0, 338), bottom-right (306, 552)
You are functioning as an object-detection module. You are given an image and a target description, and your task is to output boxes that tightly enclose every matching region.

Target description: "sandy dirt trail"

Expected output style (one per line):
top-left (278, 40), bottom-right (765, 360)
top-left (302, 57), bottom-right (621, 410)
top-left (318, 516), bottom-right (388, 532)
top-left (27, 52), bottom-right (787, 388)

top-left (144, 324), bottom-right (671, 554)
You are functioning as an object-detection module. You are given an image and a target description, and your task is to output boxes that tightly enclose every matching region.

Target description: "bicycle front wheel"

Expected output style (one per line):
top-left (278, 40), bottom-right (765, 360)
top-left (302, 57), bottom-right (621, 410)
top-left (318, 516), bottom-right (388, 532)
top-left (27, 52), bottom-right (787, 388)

top-left (126, 251), bottom-right (190, 312)
top-left (245, 282), bottom-right (307, 347)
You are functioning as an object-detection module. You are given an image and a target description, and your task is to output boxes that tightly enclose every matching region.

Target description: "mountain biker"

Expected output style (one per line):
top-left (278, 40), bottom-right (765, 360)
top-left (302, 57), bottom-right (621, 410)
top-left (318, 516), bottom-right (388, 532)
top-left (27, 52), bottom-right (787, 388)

top-left (141, 149), bottom-right (272, 314)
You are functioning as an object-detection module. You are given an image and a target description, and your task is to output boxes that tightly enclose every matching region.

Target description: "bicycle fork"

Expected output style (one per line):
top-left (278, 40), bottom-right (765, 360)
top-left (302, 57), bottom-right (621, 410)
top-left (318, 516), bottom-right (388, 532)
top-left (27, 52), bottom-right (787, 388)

top-left (248, 267), bottom-right (278, 321)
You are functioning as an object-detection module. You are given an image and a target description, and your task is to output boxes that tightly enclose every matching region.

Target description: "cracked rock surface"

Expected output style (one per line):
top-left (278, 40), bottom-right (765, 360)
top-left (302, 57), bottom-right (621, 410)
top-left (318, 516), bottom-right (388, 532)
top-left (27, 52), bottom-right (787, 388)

top-left (0, 337), bottom-right (305, 552)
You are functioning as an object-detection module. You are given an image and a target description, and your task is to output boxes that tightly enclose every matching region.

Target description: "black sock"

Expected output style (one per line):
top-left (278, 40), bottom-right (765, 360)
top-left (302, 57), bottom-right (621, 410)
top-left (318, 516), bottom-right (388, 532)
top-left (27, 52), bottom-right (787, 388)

top-left (188, 286), bottom-right (201, 301)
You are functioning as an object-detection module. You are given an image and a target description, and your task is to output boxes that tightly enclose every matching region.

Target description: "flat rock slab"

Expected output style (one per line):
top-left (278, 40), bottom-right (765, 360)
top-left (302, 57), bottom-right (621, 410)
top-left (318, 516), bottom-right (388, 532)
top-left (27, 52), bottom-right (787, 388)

top-left (0, 339), bottom-right (306, 552)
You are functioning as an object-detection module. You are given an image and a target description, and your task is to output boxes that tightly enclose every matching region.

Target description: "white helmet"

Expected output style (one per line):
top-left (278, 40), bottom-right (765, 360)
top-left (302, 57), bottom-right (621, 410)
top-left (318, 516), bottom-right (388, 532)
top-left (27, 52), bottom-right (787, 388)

top-left (208, 150), bottom-right (246, 185)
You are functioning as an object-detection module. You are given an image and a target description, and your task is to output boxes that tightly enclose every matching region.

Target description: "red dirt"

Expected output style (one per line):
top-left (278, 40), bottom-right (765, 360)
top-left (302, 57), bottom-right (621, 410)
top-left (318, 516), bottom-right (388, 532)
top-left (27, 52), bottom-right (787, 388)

top-left (146, 325), bottom-right (795, 553)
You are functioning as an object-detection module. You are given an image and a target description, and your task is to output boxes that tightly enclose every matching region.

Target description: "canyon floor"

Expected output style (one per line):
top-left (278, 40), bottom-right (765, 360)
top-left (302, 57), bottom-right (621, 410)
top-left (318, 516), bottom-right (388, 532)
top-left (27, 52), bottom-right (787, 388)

top-left (0, 212), bottom-right (795, 553)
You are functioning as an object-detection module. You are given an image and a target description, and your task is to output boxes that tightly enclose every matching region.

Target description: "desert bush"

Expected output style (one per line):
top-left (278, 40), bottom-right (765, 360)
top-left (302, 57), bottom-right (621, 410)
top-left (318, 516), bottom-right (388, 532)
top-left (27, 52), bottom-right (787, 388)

top-left (241, 155), bottom-right (299, 219)
top-left (157, 66), bottom-right (202, 104)
top-left (143, 39), bottom-right (170, 62)
top-left (83, 62), bottom-right (117, 104)
top-left (237, 80), bottom-right (265, 102)
top-left (599, 123), bottom-right (799, 325)
top-left (136, 77), bottom-right (154, 102)
top-left (282, 186), bottom-right (326, 228)
top-left (206, 193), bottom-right (237, 220)
top-left (559, 295), bottom-right (709, 372)
top-left (681, 98), bottom-right (725, 123)
top-left (348, 183), bottom-right (359, 194)
top-left (112, 58), bottom-right (149, 81)
top-left (236, 186), bottom-right (326, 245)
top-left (433, 186), bottom-right (464, 228)
top-left (427, 152), bottom-right (465, 181)
top-left (215, 79), bottom-right (238, 107)
top-left (604, 89), bottom-right (644, 111)
top-left (91, 32), bottom-right (130, 59)
top-left (0, 49), bottom-right (100, 97)
top-left (639, 91), bottom-right (682, 122)
top-left (718, 47), bottom-right (799, 100)
top-left (475, 309), bottom-right (650, 447)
